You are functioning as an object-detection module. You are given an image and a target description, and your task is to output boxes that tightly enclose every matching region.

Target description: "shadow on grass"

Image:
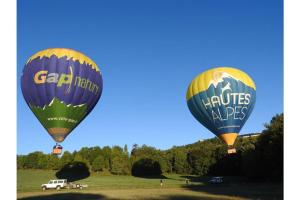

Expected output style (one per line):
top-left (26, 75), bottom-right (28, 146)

top-left (17, 193), bottom-right (228, 200)
top-left (131, 158), bottom-right (168, 179)
top-left (180, 175), bottom-right (210, 183)
top-left (159, 195), bottom-right (219, 200)
top-left (180, 175), bottom-right (248, 184)
top-left (18, 193), bottom-right (106, 200)
top-left (182, 182), bottom-right (283, 200)
top-left (133, 174), bottom-right (169, 179)
top-left (56, 161), bottom-right (90, 182)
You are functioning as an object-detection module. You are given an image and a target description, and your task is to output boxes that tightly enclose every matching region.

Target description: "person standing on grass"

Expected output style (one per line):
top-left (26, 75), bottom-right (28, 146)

top-left (160, 179), bottom-right (163, 187)
top-left (185, 178), bottom-right (189, 185)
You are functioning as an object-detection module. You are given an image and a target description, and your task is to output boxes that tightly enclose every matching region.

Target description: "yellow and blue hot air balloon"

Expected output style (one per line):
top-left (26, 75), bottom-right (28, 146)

top-left (186, 67), bottom-right (256, 154)
top-left (21, 48), bottom-right (103, 155)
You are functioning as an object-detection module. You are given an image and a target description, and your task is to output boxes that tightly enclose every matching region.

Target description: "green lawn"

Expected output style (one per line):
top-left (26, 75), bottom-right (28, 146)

top-left (17, 169), bottom-right (283, 200)
top-left (17, 170), bottom-right (198, 192)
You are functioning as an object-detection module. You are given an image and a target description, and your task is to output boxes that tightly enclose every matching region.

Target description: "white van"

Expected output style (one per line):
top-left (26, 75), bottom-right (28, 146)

top-left (41, 179), bottom-right (68, 190)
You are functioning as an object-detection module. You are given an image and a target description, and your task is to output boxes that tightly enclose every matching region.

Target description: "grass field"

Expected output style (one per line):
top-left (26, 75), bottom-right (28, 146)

top-left (17, 170), bottom-right (283, 200)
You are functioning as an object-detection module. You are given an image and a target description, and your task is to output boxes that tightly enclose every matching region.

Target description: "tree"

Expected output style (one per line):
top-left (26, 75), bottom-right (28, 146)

top-left (111, 155), bottom-right (130, 175)
top-left (74, 153), bottom-right (84, 162)
top-left (17, 155), bottom-right (26, 169)
top-left (89, 146), bottom-right (103, 165)
top-left (92, 155), bottom-right (105, 172)
top-left (109, 145), bottom-right (131, 175)
top-left (77, 147), bottom-right (93, 165)
top-left (111, 146), bottom-right (123, 158)
top-left (130, 145), bottom-right (168, 173)
top-left (73, 152), bottom-right (91, 171)
top-left (253, 113), bottom-right (283, 181)
top-left (131, 144), bottom-right (138, 155)
top-left (102, 146), bottom-right (112, 170)
top-left (187, 144), bottom-right (216, 176)
top-left (173, 149), bottom-right (188, 174)
top-left (46, 154), bottom-right (60, 170)
top-left (37, 154), bottom-right (49, 169)
top-left (59, 151), bottom-right (73, 168)
top-left (241, 142), bottom-right (258, 178)
top-left (77, 146), bottom-right (102, 166)
top-left (23, 151), bottom-right (44, 169)
top-left (124, 144), bottom-right (129, 156)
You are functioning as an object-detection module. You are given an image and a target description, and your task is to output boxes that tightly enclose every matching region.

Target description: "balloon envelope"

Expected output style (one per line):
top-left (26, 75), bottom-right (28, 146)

top-left (21, 48), bottom-right (103, 143)
top-left (186, 67), bottom-right (256, 146)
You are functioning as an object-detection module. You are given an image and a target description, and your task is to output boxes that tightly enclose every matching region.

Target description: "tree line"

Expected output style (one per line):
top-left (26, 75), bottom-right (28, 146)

top-left (17, 113), bottom-right (283, 181)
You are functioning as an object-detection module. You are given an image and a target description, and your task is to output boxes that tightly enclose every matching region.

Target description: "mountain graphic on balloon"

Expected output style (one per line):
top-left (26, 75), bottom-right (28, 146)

top-left (208, 71), bottom-right (242, 88)
top-left (221, 82), bottom-right (232, 94)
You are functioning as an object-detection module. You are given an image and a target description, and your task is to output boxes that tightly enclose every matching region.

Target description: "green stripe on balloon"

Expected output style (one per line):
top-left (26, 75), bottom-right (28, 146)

top-left (29, 98), bottom-right (87, 131)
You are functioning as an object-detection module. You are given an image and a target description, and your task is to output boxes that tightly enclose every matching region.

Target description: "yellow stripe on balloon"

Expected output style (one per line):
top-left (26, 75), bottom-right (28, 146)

top-left (26, 48), bottom-right (100, 72)
top-left (186, 67), bottom-right (256, 100)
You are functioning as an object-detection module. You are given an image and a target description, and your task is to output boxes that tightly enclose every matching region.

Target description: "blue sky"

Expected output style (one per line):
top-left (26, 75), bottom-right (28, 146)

top-left (17, 0), bottom-right (283, 155)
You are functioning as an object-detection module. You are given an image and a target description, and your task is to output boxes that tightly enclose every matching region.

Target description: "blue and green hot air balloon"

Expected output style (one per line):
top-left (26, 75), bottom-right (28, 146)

top-left (186, 67), bottom-right (256, 154)
top-left (21, 48), bottom-right (103, 155)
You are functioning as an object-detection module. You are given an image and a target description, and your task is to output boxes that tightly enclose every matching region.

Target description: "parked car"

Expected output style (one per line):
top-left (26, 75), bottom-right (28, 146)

top-left (209, 176), bottom-right (224, 184)
top-left (41, 179), bottom-right (68, 190)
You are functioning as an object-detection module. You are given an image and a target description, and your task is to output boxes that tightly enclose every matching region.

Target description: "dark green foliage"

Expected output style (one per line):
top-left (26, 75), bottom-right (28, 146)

top-left (46, 154), bottom-right (60, 170)
top-left (123, 144), bottom-right (129, 155)
top-left (173, 150), bottom-right (188, 174)
top-left (59, 151), bottom-right (73, 168)
top-left (111, 155), bottom-right (131, 175)
top-left (165, 147), bottom-right (189, 174)
top-left (187, 144), bottom-right (216, 176)
top-left (110, 145), bottom-right (131, 175)
top-left (243, 113), bottom-right (283, 181)
top-left (260, 113), bottom-right (283, 181)
top-left (23, 151), bottom-right (44, 169)
top-left (131, 144), bottom-right (169, 173)
top-left (132, 158), bottom-right (162, 176)
top-left (17, 155), bottom-right (26, 169)
top-left (102, 146), bottom-right (112, 170)
top-left (92, 155), bottom-right (105, 172)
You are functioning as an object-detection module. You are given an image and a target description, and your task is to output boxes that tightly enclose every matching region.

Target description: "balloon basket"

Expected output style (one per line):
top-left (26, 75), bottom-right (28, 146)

top-left (53, 144), bottom-right (63, 155)
top-left (227, 146), bottom-right (236, 154)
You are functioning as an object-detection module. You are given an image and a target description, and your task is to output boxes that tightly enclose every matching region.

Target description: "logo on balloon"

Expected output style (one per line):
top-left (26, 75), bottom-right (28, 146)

top-left (33, 66), bottom-right (100, 95)
top-left (201, 74), bottom-right (252, 125)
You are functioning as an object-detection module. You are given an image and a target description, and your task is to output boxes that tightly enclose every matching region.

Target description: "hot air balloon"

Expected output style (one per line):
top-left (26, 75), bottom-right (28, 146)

top-left (186, 67), bottom-right (256, 154)
top-left (21, 48), bottom-right (103, 155)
